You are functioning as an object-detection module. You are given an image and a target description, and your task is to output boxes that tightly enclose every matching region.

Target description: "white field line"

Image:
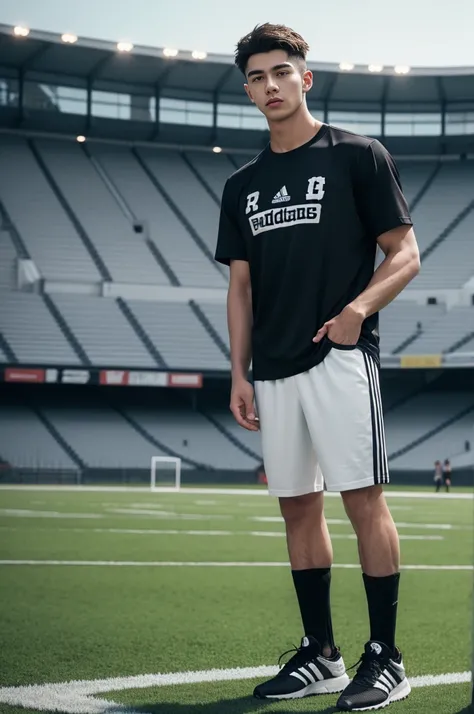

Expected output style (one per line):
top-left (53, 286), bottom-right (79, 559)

top-left (0, 526), bottom-right (444, 541)
top-left (0, 484), bottom-right (471, 499)
top-left (0, 508), bottom-right (467, 531)
top-left (0, 666), bottom-right (470, 714)
top-left (0, 560), bottom-right (471, 570)
top-left (252, 516), bottom-right (467, 530)
top-left (108, 508), bottom-right (232, 520)
top-left (0, 509), bottom-right (103, 519)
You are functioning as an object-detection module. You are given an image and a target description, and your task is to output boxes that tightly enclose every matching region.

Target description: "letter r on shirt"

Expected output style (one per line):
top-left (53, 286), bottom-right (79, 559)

top-left (246, 191), bottom-right (260, 215)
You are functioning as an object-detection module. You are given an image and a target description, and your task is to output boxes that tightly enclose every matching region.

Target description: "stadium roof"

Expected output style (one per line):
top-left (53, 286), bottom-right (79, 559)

top-left (2, 24), bottom-right (474, 110)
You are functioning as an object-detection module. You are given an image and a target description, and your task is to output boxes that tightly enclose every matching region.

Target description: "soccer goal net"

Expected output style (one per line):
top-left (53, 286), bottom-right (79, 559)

top-left (150, 456), bottom-right (182, 491)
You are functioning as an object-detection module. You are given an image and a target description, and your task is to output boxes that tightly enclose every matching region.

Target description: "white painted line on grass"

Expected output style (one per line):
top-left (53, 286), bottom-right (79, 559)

top-left (0, 526), bottom-right (444, 541)
top-left (0, 666), bottom-right (470, 714)
top-left (252, 516), bottom-right (466, 530)
top-left (0, 485), bottom-right (471, 499)
top-left (108, 508), bottom-right (232, 520)
top-left (0, 560), bottom-right (471, 570)
top-left (0, 509), bottom-right (102, 519)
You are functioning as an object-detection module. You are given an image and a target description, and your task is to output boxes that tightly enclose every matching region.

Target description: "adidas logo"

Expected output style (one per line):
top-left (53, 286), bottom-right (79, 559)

top-left (371, 643), bottom-right (383, 655)
top-left (272, 186), bottom-right (291, 204)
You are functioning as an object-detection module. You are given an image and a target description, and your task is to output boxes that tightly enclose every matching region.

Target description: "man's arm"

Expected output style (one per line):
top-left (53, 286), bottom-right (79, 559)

top-left (228, 260), bottom-right (259, 431)
top-left (350, 224), bottom-right (420, 319)
top-left (314, 225), bottom-right (420, 345)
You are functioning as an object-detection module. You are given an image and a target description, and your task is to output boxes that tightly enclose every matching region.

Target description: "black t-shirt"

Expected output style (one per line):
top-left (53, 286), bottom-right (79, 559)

top-left (215, 124), bottom-right (413, 381)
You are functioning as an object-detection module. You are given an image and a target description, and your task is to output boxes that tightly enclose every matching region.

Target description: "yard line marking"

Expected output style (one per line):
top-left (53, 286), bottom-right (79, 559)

top-left (251, 516), bottom-right (465, 530)
top-left (0, 485), bottom-right (471, 499)
top-left (0, 526), bottom-right (444, 541)
top-left (0, 509), bottom-right (102, 519)
top-left (0, 666), bottom-right (470, 714)
top-left (0, 561), bottom-right (470, 570)
top-left (108, 508), bottom-right (232, 520)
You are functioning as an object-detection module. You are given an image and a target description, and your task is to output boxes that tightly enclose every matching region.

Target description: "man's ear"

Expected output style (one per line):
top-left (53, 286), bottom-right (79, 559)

top-left (244, 83), bottom-right (255, 103)
top-left (302, 69), bottom-right (313, 94)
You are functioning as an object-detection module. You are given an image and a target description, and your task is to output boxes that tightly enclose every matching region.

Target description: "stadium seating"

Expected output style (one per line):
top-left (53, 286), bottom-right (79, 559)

top-left (404, 306), bottom-right (474, 353)
top-left (125, 299), bottom-right (229, 370)
top-left (51, 294), bottom-right (155, 368)
top-left (385, 392), bottom-right (474, 458)
top-left (396, 160), bottom-right (437, 205)
top-left (89, 144), bottom-right (227, 288)
top-left (34, 138), bottom-right (171, 285)
top-left (0, 136), bottom-right (102, 283)
top-left (0, 230), bottom-right (17, 291)
top-left (409, 161), bottom-right (474, 252)
top-left (0, 292), bottom-right (81, 364)
top-left (391, 408), bottom-right (474, 470)
top-left (135, 147), bottom-right (223, 261)
top-left (0, 406), bottom-right (77, 470)
top-left (43, 405), bottom-right (170, 469)
top-left (378, 302), bottom-right (446, 353)
top-left (126, 407), bottom-right (259, 470)
top-left (183, 150), bottom-right (235, 200)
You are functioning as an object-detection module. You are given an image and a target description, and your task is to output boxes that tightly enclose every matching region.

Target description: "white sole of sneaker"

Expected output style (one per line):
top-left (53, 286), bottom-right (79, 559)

top-left (341, 677), bottom-right (412, 711)
top-left (261, 673), bottom-right (351, 699)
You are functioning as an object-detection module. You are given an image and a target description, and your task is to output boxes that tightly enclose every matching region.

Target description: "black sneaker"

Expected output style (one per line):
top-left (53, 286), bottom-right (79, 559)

top-left (253, 635), bottom-right (350, 700)
top-left (337, 641), bottom-right (411, 711)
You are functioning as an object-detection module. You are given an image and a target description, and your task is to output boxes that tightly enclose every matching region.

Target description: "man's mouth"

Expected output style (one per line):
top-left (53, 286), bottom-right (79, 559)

top-left (266, 98), bottom-right (283, 106)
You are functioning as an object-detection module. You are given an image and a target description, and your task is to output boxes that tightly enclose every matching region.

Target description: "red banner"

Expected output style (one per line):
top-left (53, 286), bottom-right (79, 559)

top-left (5, 368), bottom-right (45, 383)
top-left (168, 373), bottom-right (203, 388)
top-left (99, 370), bottom-right (129, 386)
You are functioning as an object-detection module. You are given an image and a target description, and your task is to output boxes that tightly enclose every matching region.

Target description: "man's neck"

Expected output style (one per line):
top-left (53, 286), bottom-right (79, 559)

top-left (269, 106), bottom-right (323, 154)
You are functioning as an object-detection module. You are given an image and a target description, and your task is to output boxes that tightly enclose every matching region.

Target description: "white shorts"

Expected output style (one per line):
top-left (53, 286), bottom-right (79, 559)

top-left (254, 347), bottom-right (389, 496)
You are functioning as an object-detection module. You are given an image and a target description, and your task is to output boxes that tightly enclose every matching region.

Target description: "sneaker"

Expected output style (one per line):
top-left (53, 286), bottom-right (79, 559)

top-left (253, 635), bottom-right (350, 700)
top-left (336, 641), bottom-right (411, 711)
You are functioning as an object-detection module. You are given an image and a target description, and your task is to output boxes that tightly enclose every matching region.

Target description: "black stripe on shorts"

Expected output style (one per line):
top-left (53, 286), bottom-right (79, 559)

top-left (363, 352), bottom-right (389, 485)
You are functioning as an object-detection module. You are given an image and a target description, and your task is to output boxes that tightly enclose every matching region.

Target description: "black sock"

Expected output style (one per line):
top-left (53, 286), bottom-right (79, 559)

top-left (291, 568), bottom-right (335, 652)
top-left (363, 572), bottom-right (400, 654)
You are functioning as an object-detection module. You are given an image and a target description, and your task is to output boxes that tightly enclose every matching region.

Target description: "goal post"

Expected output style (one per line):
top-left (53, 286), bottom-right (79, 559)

top-left (150, 456), bottom-right (182, 491)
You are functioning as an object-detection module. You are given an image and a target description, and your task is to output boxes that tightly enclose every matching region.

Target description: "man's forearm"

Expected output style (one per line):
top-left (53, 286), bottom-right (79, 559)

top-left (227, 283), bottom-right (253, 380)
top-left (350, 247), bottom-right (420, 320)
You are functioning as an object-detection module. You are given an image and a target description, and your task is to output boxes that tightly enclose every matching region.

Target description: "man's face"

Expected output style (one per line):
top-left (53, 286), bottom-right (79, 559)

top-left (244, 49), bottom-right (312, 122)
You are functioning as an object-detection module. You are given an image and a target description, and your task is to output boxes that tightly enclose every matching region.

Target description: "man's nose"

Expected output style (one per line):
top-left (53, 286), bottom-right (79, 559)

top-left (265, 77), bottom-right (279, 93)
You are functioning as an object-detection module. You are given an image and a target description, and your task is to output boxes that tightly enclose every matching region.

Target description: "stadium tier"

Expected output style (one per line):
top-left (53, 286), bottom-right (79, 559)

top-left (0, 139), bottom-right (473, 372)
top-left (0, 391), bottom-right (471, 476)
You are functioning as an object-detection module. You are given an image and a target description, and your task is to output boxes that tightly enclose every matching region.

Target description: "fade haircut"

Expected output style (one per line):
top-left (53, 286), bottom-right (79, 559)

top-left (235, 23), bottom-right (309, 76)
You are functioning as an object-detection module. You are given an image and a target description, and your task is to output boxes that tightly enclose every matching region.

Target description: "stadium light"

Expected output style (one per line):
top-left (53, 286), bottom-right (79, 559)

top-left (339, 62), bottom-right (354, 71)
top-left (212, 146), bottom-right (222, 154)
top-left (117, 41), bottom-right (133, 52)
top-left (61, 33), bottom-right (78, 44)
top-left (192, 50), bottom-right (207, 60)
top-left (394, 65), bottom-right (411, 75)
top-left (76, 135), bottom-right (86, 143)
top-left (163, 48), bottom-right (179, 58)
top-left (13, 25), bottom-right (30, 37)
top-left (368, 64), bottom-right (384, 73)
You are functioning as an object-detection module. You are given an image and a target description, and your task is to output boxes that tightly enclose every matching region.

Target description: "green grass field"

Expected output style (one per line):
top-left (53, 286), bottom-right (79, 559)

top-left (0, 485), bottom-right (473, 714)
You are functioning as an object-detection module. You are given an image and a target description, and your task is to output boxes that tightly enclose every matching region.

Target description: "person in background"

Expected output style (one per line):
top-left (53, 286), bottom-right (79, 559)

top-left (434, 460), bottom-right (443, 493)
top-left (442, 459), bottom-right (452, 492)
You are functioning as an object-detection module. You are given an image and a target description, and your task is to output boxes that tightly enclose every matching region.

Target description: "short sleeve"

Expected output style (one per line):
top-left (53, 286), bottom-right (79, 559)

top-left (355, 140), bottom-right (413, 241)
top-left (215, 179), bottom-right (247, 266)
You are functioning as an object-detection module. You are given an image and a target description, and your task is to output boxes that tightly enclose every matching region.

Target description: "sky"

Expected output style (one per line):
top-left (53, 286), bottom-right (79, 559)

top-left (1, 0), bottom-right (473, 68)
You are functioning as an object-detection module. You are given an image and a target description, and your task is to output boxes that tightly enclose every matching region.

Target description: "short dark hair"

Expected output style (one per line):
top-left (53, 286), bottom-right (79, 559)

top-left (235, 23), bottom-right (309, 75)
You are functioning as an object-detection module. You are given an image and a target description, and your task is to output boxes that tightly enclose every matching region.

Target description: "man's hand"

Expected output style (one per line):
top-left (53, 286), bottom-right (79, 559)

top-left (230, 379), bottom-right (259, 431)
top-left (313, 304), bottom-right (365, 346)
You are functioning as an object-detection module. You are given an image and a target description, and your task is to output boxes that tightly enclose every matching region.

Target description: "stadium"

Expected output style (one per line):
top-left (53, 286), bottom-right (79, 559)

top-left (0, 19), bottom-right (472, 714)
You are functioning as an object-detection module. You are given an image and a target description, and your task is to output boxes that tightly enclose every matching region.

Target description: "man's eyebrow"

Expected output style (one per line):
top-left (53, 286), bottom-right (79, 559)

top-left (247, 62), bottom-right (293, 78)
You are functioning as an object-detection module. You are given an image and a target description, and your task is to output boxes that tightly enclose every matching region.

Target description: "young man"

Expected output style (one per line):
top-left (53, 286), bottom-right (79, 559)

top-left (214, 23), bottom-right (420, 712)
